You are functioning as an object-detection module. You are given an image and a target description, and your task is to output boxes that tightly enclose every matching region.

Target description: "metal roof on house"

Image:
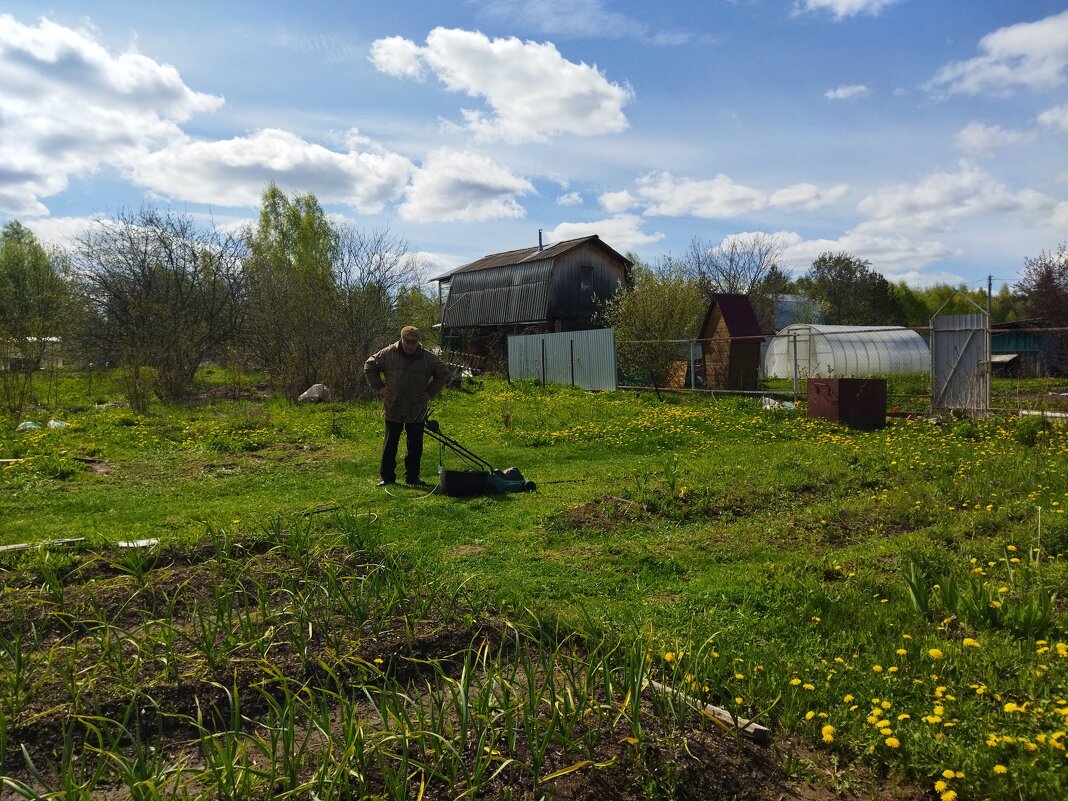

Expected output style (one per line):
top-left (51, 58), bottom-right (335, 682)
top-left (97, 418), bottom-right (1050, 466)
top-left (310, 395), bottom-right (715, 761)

top-left (441, 260), bottom-right (554, 328)
top-left (432, 235), bottom-right (616, 282)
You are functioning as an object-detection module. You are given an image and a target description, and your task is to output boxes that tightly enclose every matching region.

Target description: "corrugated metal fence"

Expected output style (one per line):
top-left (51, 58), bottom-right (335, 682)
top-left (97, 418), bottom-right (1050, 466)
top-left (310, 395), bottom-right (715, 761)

top-left (508, 329), bottom-right (617, 391)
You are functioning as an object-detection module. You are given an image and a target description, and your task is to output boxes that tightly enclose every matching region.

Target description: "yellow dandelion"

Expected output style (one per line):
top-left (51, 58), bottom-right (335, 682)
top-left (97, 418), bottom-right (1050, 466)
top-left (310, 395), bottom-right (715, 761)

top-left (821, 724), bottom-right (835, 743)
top-left (885, 736), bottom-right (900, 748)
top-left (929, 648), bottom-right (944, 660)
top-left (993, 764), bottom-right (1008, 774)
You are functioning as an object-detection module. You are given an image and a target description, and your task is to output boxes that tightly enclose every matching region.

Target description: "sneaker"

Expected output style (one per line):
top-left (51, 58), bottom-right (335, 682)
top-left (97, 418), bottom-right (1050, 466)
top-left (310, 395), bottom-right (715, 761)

top-left (377, 479), bottom-right (395, 487)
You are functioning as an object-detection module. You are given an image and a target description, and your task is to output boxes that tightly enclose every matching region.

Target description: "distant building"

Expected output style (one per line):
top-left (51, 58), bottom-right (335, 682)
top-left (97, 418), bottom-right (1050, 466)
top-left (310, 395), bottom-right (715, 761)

top-left (772, 293), bottom-right (822, 330)
top-left (432, 235), bottom-right (630, 362)
top-left (991, 320), bottom-right (1059, 377)
top-left (0, 337), bottom-right (63, 372)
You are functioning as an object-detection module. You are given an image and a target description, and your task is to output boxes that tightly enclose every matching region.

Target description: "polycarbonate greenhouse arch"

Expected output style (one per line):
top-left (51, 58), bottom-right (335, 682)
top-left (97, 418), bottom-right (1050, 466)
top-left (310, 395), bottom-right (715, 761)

top-left (763, 324), bottom-right (931, 378)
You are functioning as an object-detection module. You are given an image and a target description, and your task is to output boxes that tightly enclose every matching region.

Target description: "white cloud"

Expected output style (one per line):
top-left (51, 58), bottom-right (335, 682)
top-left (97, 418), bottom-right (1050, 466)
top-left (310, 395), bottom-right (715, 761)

top-left (637, 171), bottom-right (766, 218)
top-left (369, 35), bottom-right (426, 79)
top-left (824, 84), bottom-right (870, 101)
top-left (770, 182), bottom-right (849, 210)
top-left (546, 214), bottom-right (663, 252)
top-left (856, 162), bottom-right (1053, 234)
top-left (24, 215), bottom-right (101, 249)
top-left (399, 148), bottom-right (535, 223)
top-left (1038, 103), bottom-right (1068, 134)
top-left (369, 27), bottom-right (631, 143)
top-left (599, 189), bottom-right (637, 213)
top-left (0, 14), bottom-right (223, 216)
top-left (125, 128), bottom-right (414, 213)
top-left (954, 122), bottom-right (1028, 154)
top-left (1049, 201), bottom-right (1068, 229)
top-left (801, 1), bottom-right (900, 20)
top-left (556, 191), bottom-right (583, 206)
top-left (926, 10), bottom-right (1068, 97)
top-left (781, 229), bottom-right (958, 275)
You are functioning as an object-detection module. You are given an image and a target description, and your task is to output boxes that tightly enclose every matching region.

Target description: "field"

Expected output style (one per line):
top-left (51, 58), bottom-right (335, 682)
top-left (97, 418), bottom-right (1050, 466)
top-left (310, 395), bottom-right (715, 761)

top-left (1, 370), bottom-right (1067, 800)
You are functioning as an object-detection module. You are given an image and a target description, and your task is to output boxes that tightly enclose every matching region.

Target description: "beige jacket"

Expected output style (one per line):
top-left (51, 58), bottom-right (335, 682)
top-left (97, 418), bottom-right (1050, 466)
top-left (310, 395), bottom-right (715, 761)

top-left (364, 342), bottom-right (451, 422)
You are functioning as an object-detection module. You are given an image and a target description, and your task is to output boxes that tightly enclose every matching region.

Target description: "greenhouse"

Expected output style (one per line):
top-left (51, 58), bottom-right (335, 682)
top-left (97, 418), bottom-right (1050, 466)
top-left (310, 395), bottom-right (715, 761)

top-left (763, 324), bottom-right (930, 379)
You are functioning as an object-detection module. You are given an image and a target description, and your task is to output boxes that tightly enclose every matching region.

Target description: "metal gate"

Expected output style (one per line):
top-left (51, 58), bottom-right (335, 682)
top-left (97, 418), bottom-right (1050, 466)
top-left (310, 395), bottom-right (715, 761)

top-left (931, 312), bottom-right (990, 416)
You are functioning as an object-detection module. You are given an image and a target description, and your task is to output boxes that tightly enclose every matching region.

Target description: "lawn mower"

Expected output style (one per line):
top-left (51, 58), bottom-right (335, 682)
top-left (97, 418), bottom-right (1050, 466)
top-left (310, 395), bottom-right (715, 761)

top-left (420, 410), bottom-right (536, 496)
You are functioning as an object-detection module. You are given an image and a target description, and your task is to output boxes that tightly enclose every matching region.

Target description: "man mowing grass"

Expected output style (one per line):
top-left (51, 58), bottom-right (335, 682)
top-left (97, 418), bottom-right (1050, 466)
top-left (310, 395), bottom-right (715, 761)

top-left (364, 326), bottom-right (451, 487)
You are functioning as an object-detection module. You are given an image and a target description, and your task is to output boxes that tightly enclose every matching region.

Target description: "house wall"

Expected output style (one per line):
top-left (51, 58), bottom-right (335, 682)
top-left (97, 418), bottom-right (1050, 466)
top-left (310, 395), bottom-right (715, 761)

top-left (546, 244), bottom-right (627, 327)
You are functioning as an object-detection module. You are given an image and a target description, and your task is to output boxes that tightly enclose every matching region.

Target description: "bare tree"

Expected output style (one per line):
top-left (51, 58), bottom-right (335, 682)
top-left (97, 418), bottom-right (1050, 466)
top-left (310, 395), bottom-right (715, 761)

top-left (681, 231), bottom-right (790, 331)
top-left (682, 232), bottom-right (787, 295)
top-left (326, 225), bottom-right (424, 398)
top-left (73, 208), bottom-right (245, 408)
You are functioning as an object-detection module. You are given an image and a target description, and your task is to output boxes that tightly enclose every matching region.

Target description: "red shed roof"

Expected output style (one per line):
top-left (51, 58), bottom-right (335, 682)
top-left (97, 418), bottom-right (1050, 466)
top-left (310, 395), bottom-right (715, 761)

top-left (701, 293), bottom-right (764, 339)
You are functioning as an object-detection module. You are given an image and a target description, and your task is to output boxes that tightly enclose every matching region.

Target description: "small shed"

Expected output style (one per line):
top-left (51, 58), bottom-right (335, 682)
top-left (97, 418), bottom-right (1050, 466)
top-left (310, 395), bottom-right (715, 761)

top-left (991, 320), bottom-right (1046, 377)
top-left (764, 324), bottom-right (929, 379)
top-left (698, 294), bottom-right (763, 390)
top-left (432, 235), bottom-right (630, 361)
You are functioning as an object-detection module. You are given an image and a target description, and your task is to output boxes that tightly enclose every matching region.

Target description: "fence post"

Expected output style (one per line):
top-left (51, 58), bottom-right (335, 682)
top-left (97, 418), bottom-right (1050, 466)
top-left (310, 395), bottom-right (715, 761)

top-left (792, 332), bottom-right (799, 400)
top-left (570, 339), bottom-right (575, 387)
top-left (541, 338), bottom-right (546, 386)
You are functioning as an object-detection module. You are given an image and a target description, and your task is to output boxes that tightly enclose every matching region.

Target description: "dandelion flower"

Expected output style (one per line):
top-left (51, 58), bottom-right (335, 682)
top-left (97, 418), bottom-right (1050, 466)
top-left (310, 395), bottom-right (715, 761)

top-left (790, 677), bottom-right (801, 686)
top-left (993, 764), bottom-right (1008, 774)
top-left (885, 736), bottom-right (900, 748)
top-left (928, 648), bottom-right (944, 660)
top-left (821, 724), bottom-right (835, 743)
top-left (962, 637), bottom-right (981, 649)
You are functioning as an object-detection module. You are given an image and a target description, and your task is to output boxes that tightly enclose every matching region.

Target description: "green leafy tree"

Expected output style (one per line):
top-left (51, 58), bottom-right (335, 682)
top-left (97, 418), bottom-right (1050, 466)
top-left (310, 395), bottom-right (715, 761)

top-left (73, 208), bottom-right (245, 408)
top-left (244, 184), bottom-right (340, 400)
top-left (597, 256), bottom-right (706, 390)
top-left (798, 252), bottom-right (906, 326)
top-left (0, 221), bottom-right (72, 413)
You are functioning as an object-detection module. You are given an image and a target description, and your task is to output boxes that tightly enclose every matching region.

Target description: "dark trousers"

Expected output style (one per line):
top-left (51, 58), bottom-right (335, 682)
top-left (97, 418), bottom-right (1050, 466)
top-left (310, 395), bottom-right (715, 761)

top-left (381, 420), bottom-right (425, 482)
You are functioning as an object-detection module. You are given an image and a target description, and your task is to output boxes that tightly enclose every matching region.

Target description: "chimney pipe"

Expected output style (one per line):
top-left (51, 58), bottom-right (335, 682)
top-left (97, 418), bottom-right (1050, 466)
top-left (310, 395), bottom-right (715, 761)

top-left (538, 228), bottom-right (543, 251)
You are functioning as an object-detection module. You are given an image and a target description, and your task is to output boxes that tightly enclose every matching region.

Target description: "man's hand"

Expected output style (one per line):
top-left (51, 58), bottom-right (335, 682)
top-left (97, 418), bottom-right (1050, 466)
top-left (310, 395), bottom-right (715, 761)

top-left (378, 387), bottom-right (392, 400)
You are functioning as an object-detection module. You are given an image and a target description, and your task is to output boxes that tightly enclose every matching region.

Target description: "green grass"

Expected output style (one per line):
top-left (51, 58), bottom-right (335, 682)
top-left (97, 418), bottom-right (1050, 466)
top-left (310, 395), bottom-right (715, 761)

top-left (2, 370), bottom-right (1068, 799)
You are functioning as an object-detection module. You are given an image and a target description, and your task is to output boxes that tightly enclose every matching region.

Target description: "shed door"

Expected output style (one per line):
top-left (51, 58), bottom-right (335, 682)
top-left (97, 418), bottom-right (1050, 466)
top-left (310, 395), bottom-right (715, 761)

top-left (931, 313), bottom-right (990, 415)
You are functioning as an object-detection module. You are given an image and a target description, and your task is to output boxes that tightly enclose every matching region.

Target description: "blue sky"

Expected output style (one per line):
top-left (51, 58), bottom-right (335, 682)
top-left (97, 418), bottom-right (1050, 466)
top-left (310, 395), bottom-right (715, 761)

top-left (2, 1), bottom-right (1066, 290)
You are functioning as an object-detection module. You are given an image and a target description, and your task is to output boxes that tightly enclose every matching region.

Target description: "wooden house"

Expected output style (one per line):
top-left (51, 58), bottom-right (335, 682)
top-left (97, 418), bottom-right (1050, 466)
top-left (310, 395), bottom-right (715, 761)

top-left (698, 294), bottom-right (763, 390)
top-left (433, 235), bottom-right (630, 361)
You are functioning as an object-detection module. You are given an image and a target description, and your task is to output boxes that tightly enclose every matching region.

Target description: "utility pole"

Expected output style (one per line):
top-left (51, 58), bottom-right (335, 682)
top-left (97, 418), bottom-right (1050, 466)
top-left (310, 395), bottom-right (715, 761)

top-left (987, 274), bottom-right (992, 316)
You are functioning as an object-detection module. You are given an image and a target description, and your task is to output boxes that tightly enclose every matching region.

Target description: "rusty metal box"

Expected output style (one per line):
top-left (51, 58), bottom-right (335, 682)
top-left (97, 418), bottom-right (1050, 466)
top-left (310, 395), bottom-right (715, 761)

top-left (807, 378), bottom-right (887, 429)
